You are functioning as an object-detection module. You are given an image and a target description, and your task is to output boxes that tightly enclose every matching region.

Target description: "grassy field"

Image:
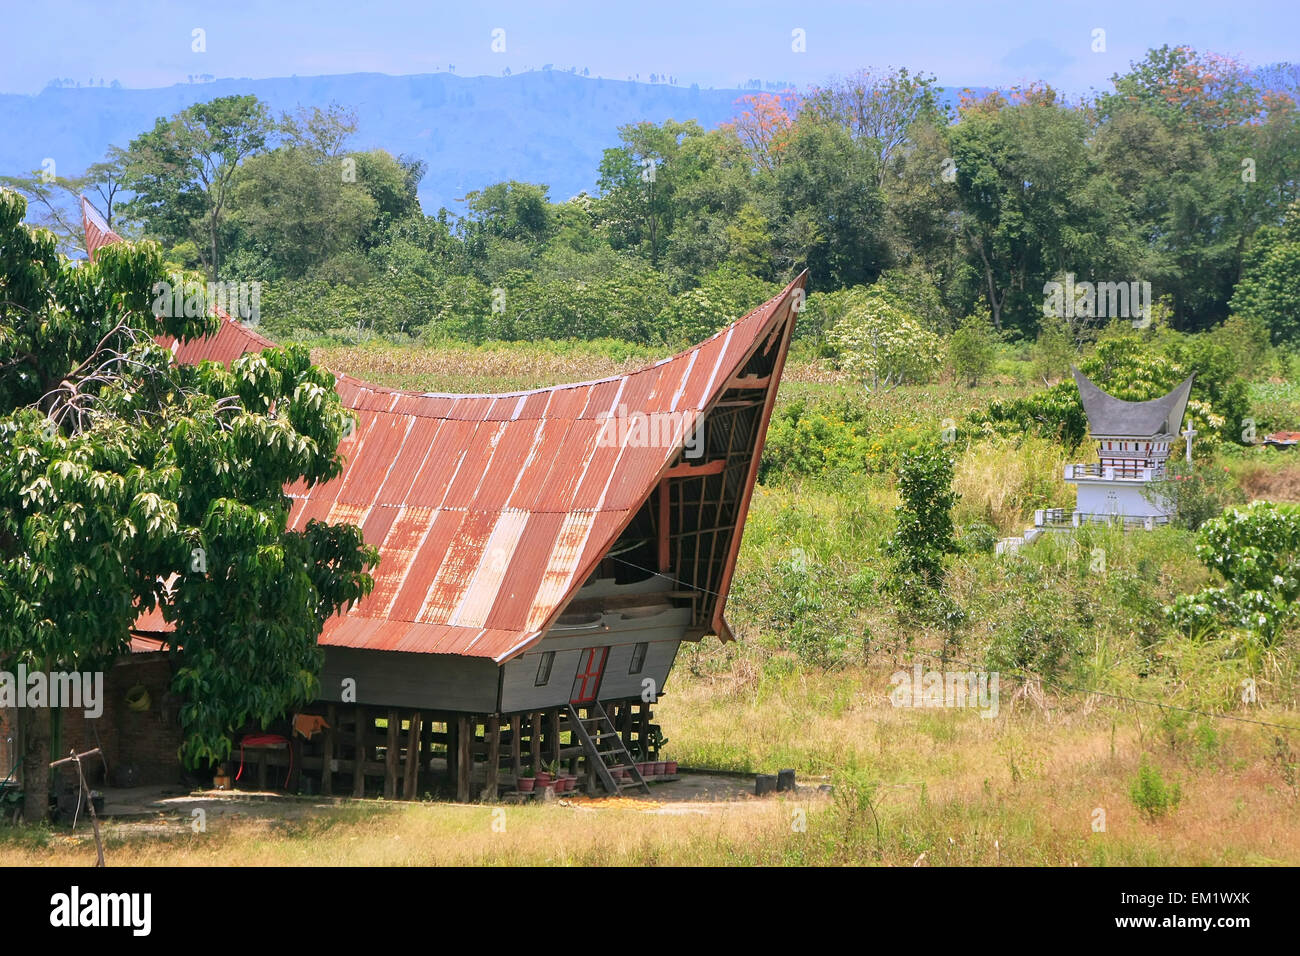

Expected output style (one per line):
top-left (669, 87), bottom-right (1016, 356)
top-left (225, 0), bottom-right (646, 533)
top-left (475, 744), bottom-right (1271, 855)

top-left (4, 338), bottom-right (1299, 866)
top-left (5, 680), bottom-right (1295, 866)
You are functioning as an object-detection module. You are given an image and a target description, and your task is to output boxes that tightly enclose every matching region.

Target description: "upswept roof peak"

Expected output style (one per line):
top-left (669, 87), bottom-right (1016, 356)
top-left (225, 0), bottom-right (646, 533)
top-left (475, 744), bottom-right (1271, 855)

top-left (1070, 366), bottom-right (1194, 439)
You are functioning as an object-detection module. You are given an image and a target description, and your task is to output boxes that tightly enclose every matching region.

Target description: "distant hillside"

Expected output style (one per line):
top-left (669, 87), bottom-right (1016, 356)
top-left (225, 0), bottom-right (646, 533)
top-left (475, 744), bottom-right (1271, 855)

top-left (0, 71), bottom-right (986, 212)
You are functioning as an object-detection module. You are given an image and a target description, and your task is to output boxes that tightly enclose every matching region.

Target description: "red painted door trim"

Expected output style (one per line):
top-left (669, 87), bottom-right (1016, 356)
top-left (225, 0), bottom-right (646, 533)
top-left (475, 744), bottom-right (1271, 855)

top-left (570, 646), bottom-right (609, 704)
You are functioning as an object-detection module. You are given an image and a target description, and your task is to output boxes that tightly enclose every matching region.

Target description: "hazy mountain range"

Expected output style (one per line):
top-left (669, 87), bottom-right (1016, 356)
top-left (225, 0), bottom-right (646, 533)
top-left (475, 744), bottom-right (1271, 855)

top-left (0, 70), bottom-right (987, 212)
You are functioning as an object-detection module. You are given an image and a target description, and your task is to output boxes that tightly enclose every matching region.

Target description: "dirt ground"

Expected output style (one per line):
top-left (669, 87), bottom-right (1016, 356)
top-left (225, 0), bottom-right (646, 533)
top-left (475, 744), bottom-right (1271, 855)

top-left (73, 771), bottom-right (832, 840)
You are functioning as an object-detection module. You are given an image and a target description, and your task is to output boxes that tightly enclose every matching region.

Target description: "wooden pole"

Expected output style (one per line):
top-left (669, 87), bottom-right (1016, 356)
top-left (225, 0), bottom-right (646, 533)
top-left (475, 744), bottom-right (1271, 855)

top-left (529, 712), bottom-right (542, 775)
top-left (456, 716), bottom-right (472, 803)
top-left (446, 716), bottom-right (459, 793)
top-left (510, 714), bottom-right (521, 782)
top-left (419, 713), bottom-right (433, 794)
top-left (403, 711), bottom-right (422, 800)
top-left (483, 715), bottom-right (501, 801)
top-left (50, 749), bottom-right (104, 867)
top-left (352, 706), bottom-right (367, 798)
top-left (548, 709), bottom-right (560, 767)
top-left (384, 709), bottom-right (400, 799)
top-left (322, 703), bottom-right (336, 797)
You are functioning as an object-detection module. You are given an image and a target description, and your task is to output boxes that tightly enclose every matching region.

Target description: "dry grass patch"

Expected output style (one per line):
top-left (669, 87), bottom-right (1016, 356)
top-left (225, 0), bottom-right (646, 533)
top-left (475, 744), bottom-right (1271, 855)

top-left (1240, 463), bottom-right (1300, 503)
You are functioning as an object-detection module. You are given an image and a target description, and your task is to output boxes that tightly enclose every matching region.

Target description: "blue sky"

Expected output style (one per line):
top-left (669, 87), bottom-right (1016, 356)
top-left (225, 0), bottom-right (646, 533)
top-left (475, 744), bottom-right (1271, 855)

top-left (2, 0), bottom-right (1296, 96)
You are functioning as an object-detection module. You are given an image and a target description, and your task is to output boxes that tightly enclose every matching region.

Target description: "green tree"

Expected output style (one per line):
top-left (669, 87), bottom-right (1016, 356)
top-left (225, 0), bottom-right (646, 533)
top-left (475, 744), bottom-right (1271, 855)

top-left (228, 147), bottom-right (379, 279)
top-left (121, 94), bottom-right (274, 279)
top-left (758, 117), bottom-right (890, 288)
top-left (1166, 500), bottom-right (1300, 647)
top-left (1230, 201), bottom-right (1300, 344)
top-left (948, 308), bottom-right (998, 386)
top-left (0, 189), bottom-right (376, 821)
top-left (462, 181), bottom-right (555, 248)
top-left (828, 288), bottom-right (942, 391)
top-left (0, 149), bottom-right (128, 257)
top-left (949, 87), bottom-right (1130, 334)
top-left (596, 120), bottom-right (709, 268)
top-left (802, 66), bottom-right (948, 186)
top-left (1029, 315), bottom-right (1075, 384)
top-left (1095, 47), bottom-right (1284, 330)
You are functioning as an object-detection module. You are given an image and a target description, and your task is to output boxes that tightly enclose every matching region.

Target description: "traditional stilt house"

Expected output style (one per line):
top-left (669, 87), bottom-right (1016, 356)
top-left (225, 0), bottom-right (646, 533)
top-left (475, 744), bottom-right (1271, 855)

top-left (76, 200), bottom-right (803, 800)
top-left (1038, 367), bottom-right (1194, 529)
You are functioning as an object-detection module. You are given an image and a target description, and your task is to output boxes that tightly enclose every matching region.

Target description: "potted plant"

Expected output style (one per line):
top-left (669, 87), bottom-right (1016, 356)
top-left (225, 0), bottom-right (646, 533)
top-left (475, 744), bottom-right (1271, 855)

top-left (538, 759), bottom-right (560, 788)
top-left (517, 767), bottom-right (536, 793)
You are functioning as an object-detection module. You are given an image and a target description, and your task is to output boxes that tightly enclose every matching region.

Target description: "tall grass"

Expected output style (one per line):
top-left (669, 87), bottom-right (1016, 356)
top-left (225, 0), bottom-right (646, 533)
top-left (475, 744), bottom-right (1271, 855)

top-left (952, 436), bottom-right (1073, 534)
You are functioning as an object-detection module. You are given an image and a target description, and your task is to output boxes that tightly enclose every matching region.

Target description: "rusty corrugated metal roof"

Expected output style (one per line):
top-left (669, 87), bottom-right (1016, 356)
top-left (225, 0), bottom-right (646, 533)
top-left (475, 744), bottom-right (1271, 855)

top-left (85, 198), bottom-right (803, 662)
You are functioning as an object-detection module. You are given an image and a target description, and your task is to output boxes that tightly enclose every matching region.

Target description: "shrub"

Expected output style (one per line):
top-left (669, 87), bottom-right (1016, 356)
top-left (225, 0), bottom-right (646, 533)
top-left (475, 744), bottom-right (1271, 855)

top-left (888, 446), bottom-right (958, 589)
top-left (1129, 755), bottom-right (1182, 821)
top-left (970, 333), bottom-right (1251, 448)
top-left (1143, 461), bottom-right (1245, 531)
top-left (1165, 500), bottom-right (1300, 646)
top-left (959, 520), bottom-right (998, 555)
top-left (1030, 316), bottom-right (1075, 384)
top-left (985, 583), bottom-right (1093, 678)
top-left (759, 400), bottom-right (869, 480)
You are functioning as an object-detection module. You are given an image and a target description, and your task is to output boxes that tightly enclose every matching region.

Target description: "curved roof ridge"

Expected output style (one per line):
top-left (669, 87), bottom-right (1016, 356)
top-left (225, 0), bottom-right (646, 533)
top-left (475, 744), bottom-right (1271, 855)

top-left (1070, 366), bottom-right (1195, 438)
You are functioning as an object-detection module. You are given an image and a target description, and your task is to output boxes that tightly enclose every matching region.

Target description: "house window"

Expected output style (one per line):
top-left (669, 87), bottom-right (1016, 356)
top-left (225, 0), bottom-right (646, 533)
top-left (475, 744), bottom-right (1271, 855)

top-left (535, 651), bottom-right (555, 686)
top-left (629, 642), bottom-right (648, 675)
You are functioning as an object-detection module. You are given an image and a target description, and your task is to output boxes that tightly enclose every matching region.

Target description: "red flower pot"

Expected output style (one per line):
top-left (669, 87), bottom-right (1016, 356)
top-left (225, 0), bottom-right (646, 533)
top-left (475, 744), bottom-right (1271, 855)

top-left (536, 771), bottom-right (552, 786)
top-left (665, 761), bottom-right (677, 775)
top-left (517, 777), bottom-right (536, 793)
top-left (654, 761), bottom-right (667, 775)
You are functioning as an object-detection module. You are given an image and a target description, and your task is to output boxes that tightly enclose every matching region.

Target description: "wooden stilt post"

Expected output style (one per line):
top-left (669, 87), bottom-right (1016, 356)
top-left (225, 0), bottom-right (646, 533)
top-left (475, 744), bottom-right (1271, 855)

top-left (456, 716), bottom-right (472, 803)
top-left (639, 703), bottom-right (650, 759)
top-left (547, 709), bottom-right (560, 767)
top-left (484, 715), bottom-right (501, 801)
top-left (322, 703), bottom-right (336, 797)
top-left (446, 716), bottom-right (459, 793)
top-left (403, 711), bottom-right (422, 800)
top-left (582, 708), bottom-right (596, 792)
top-left (529, 712), bottom-right (542, 775)
top-left (352, 706), bottom-right (367, 798)
top-left (419, 714), bottom-right (433, 794)
top-left (384, 710), bottom-right (400, 799)
top-left (510, 714), bottom-right (521, 782)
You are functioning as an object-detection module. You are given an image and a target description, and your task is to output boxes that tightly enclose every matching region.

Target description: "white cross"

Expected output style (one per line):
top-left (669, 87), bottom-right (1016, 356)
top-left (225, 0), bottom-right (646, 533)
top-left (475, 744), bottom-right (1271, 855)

top-left (1182, 425), bottom-right (1196, 465)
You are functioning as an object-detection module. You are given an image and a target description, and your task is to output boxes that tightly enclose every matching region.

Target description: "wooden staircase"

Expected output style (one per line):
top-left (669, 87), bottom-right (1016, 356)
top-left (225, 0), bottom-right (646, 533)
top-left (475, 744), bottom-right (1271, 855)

top-left (566, 702), bottom-right (651, 795)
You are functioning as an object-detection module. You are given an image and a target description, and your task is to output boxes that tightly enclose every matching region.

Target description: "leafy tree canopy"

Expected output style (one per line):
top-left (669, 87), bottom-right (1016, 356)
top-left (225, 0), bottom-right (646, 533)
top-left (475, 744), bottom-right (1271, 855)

top-left (0, 189), bottom-right (376, 820)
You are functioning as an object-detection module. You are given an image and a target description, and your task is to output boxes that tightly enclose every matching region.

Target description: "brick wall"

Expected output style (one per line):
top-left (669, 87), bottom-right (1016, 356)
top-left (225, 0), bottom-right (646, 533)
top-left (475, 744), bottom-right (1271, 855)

top-left (58, 653), bottom-right (186, 788)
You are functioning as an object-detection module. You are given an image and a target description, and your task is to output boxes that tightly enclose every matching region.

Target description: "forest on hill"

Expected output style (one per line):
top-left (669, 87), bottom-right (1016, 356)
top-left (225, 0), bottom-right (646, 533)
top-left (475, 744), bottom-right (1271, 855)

top-left (7, 46), bottom-right (1298, 354)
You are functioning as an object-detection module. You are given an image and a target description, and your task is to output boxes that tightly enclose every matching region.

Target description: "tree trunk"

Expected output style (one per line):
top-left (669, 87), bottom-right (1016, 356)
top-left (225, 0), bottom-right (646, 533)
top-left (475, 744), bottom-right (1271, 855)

top-left (17, 704), bottom-right (51, 823)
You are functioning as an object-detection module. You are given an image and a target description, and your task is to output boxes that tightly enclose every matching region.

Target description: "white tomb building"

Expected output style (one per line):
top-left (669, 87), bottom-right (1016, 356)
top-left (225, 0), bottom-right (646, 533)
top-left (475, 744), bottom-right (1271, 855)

top-left (1038, 367), bottom-right (1194, 529)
